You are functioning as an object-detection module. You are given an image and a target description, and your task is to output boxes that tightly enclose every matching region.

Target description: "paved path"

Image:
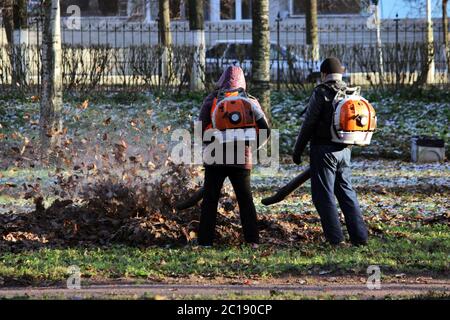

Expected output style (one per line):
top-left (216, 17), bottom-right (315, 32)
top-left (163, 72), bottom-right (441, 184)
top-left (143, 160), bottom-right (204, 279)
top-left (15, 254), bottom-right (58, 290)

top-left (0, 282), bottom-right (448, 299)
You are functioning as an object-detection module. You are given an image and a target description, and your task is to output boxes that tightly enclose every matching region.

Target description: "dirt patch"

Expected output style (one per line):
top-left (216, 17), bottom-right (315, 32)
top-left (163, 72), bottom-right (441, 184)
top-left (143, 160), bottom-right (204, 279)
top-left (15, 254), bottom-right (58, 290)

top-left (0, 279), bottom-right (448, 300)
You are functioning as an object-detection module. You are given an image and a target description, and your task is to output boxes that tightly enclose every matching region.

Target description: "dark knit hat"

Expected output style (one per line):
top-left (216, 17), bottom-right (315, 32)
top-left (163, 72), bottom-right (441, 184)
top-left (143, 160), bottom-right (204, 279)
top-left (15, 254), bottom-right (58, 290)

top-left (320, 57), bottom-right (345, 74)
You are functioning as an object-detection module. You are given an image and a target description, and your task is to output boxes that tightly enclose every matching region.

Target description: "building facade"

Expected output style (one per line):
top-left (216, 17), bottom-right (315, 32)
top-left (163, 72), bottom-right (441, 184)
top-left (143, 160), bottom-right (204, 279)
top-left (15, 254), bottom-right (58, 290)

top-left (60, 0), bottom-right (369, 24)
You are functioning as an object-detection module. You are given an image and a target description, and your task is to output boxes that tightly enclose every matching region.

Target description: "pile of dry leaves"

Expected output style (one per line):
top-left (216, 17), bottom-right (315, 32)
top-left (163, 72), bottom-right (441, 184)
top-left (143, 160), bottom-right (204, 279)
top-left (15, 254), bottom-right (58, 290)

top-left (2, 155), bottom-right (448, 252)
top-left (0, 155), bottom-right (326, 252)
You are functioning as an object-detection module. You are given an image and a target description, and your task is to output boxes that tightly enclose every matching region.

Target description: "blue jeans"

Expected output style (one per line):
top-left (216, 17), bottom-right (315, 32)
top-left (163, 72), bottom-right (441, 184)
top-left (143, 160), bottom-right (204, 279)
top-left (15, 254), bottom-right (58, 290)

top-left (310, 144), bottom-right (368, 245)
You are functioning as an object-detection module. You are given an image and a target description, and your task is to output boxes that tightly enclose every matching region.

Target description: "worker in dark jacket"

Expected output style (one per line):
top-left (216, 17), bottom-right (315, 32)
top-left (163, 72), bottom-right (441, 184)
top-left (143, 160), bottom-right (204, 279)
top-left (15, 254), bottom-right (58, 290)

top-left (292, 57), bottom-right (368, 246)
top-left (198, 66), bottom-right (270, 247)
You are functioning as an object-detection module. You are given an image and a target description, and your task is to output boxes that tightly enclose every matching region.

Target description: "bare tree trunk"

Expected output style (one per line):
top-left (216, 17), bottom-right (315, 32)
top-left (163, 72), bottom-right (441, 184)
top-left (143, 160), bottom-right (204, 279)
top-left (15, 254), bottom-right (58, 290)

top-left (252, 0), bottom-right (271, 120)
top-left (1, 0), bottom-right (13, 87)
top-left (424, 0), bottom-right (435, 84)
top-left (443, 0), bottom-right (449, 81)
top-left (1, 0), bottom-right (27, 86)
top-left (189, 0), bottom-right (205, 91)
top-left (305, 0), bottom-right (319, 61)
top-left (158, 0), bottom-right (172, 83)
top-left (12, 0), bottom-right (28, 86)
top-left (40, 0), bottom-right (63, 164)
top-left (1, 0), bottom-right (14, 45)
top-left (13, 0), bottom-right (27, 35)
top-left (375, 1), bottom-right (384, 87)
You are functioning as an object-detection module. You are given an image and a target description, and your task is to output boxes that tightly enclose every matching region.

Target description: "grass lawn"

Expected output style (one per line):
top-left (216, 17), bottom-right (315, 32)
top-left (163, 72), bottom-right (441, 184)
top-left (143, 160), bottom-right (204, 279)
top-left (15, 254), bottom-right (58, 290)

top-left (0, 222), bottom-right (448, 286)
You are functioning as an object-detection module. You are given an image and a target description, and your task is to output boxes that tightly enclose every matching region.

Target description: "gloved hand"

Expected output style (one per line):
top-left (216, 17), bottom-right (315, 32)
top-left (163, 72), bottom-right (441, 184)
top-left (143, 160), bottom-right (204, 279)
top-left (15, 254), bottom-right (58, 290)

top-left (292, 153), bottom-right (301, 165)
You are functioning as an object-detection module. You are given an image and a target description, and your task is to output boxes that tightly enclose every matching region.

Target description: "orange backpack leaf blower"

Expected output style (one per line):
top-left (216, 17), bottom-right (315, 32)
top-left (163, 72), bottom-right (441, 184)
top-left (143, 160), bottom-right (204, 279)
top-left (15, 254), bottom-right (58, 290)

top-left (207, 88), bottom-right (259, 143)
top-left (330, 87), bottom-right (377, 146)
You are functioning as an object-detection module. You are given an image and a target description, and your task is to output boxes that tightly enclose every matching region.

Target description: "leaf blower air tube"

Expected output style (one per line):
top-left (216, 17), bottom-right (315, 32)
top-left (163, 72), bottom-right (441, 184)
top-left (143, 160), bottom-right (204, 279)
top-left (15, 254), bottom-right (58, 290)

top-left (261, 167), bottom-right (311, 206)
top-left (175, 167), bottom-right (311, 210)
top-left (175, 187), bottom-right (205, 210)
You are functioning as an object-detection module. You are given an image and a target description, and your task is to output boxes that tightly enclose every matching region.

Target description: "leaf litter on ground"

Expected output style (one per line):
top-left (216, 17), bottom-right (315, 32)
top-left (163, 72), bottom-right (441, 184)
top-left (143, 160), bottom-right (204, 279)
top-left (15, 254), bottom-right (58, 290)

top-left (0, 93), bottom-right (448, 252)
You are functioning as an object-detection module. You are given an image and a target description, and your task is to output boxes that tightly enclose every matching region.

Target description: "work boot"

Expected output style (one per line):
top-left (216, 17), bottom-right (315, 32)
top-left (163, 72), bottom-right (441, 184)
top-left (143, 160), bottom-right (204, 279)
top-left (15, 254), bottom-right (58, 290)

top-left (192, 239), bottom-right (213, 248)
top-left (249, 243), bottom-right (259, 249)
top-left (351, 240), bottom-right (367, 247)
top-left (328, 241), bottom-right (350, 248)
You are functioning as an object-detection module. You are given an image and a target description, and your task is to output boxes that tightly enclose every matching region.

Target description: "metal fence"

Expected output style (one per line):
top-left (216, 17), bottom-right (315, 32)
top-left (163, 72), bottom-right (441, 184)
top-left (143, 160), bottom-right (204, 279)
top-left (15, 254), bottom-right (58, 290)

top-left (0, 17), bottom-right (449, 94)
top-left (1, 18), bottom-right (447, 46)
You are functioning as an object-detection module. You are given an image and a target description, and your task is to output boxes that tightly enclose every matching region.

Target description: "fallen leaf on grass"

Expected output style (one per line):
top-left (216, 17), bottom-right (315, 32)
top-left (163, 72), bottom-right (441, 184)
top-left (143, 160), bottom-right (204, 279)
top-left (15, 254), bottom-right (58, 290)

top-left (319, 270), bottom-right (332, 275)
top-left (103, 117), bottom-right (112, 125)
top-left (4, 182), bottom-right (17, 188)
top-left (78, 100), bottom-right (89, 110)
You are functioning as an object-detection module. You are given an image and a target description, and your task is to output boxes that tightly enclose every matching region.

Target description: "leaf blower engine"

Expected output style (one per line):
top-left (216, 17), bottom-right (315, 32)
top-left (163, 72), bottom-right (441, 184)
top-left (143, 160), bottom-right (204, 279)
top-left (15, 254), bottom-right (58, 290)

top-left (331, 87), bottom-right (377, 146)
top-left (209, 88), bottom-right (258, 143)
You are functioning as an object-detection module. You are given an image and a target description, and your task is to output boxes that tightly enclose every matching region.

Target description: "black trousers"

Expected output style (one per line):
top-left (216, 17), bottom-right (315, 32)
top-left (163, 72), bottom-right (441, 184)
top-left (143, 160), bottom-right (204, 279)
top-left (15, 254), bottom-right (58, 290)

top-left (310, 144), bottom-right (368, 245)
top-left (198, 166), bottom-right (259, 245)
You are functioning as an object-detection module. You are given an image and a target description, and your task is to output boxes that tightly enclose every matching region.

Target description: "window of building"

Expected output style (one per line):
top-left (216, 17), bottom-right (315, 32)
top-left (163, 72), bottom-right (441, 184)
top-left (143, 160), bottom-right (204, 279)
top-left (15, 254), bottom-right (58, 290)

top-left (241, 0), bottom-right (252, 20)
top-left (184, 0), bottom-right (211, 21)
top-left (291, 0), bottom-right (362, 16)
top-left (219, 0), bottom-right (252, 21)
top-left (60, 0), bottom-right (125, 17)
top-left (221, 0), bottom-right (236, 20)
top-left (204, 0), bottom-right (211, 21)
top-left (98, 0), bottom-right (119, 16)
top-left (170, 0), bottom-right (186, 20)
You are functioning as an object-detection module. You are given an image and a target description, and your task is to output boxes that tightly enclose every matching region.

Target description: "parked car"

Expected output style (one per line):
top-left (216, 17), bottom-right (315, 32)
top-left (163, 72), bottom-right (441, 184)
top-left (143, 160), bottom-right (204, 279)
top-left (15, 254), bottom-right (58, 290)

top-left (205, 39), bottom-right (321, 82)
